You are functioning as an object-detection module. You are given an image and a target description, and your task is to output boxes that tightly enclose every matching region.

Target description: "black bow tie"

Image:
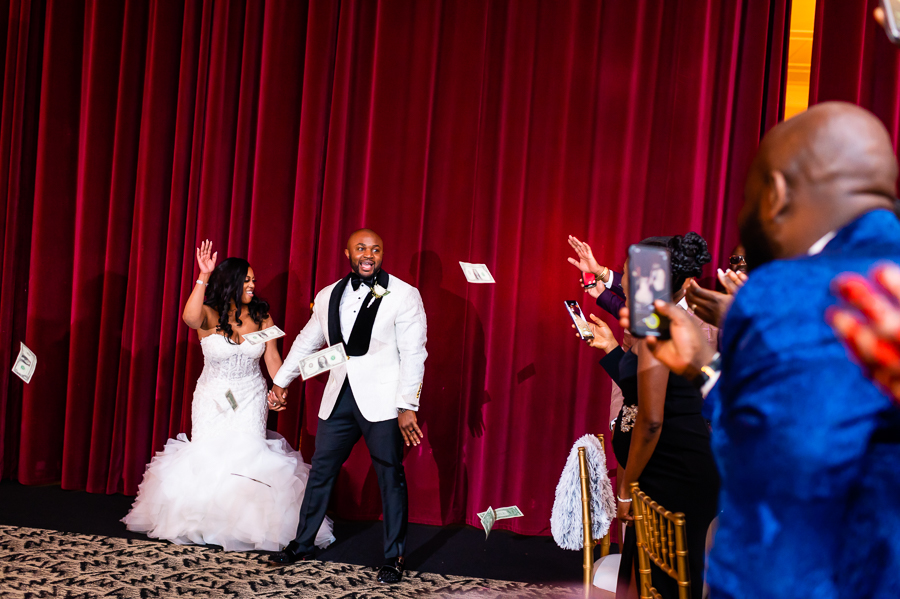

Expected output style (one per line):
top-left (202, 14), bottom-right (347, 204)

top-left (350, 272), bottom-right (376, 291)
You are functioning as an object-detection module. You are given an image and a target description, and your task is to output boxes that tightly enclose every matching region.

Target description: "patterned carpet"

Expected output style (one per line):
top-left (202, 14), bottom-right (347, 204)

top-left (0, 525), bottom-right (579, 598)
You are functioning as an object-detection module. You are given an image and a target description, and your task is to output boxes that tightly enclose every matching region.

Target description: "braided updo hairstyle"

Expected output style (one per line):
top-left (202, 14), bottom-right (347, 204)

top-left (639, 232), bottom-right (712, 290)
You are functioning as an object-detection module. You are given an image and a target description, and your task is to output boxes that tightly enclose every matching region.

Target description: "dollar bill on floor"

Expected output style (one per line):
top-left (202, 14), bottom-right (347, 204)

top-left (494, 506), bottom-right (524, 520)
top-left (459, 262), bottom-right (496, 284)
top-left (242, 325), bottom-right (286, 345)
top-left (225, 389), bottom-right (238, 410)
top-left (478, 507), bottom-right (496, 540)
top-left (11, 342), bottom-right (36, 384)
top-left (300, 343), bottom-right (349, 380)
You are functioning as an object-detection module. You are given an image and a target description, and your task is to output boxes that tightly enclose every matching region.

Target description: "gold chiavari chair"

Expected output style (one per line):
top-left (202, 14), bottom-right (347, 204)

top-left (578, 434), bottom-right (612, 599)
top-left (630, 482), bottom-right (691, 599)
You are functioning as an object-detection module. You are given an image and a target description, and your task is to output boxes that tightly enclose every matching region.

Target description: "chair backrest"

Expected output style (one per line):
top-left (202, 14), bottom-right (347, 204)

top-left (630, 482), bottom-right (690, 599)
top-left (578, 435), bottom-right (611, 599)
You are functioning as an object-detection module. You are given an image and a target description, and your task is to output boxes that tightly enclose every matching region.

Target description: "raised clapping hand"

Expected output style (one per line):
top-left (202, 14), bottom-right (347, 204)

top-left (685, 268), bottom-right (748, 327)
top-left (267, 385), bottom-right (288, 412)
top-left (618, 302), bottom-right (715, 378)
top-left (686, 281), bottom-right (732, 328)
top-left (197, 239), bottom-right (217, 274)
top-left (573, 314), bottom-right (619, 353)
top-left (718, 268), bottom-right (747, 295)
top-left (828, 262), bottom-right (900, 405)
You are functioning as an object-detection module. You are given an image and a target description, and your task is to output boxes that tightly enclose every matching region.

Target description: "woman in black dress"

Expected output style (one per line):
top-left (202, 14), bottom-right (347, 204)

top-left (583, 233), bottom-right (720, 599)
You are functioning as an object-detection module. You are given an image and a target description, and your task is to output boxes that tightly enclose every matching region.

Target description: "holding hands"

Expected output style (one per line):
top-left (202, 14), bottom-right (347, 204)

top-left (267, 385), bottom-right (288, 411)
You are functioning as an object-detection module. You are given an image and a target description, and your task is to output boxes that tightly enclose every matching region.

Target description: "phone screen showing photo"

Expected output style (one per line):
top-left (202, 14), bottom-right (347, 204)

top-left (565, 300), bottom-right (595, 340)
top-left (627, 244), bottom-right (671, 338)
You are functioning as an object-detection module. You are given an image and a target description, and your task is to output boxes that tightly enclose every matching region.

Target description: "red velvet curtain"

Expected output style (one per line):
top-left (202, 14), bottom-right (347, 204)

top-left (809, 0), bottom-right (900, 148)
top-left (0, 0), bottom-right (788, 535)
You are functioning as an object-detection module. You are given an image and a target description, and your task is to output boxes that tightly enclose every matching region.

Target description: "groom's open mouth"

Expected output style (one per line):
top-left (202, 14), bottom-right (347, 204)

top-left (358, 260), bottom-right (375, 274)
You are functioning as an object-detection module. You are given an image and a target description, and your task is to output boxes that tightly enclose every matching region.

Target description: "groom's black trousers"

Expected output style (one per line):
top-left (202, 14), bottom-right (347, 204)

top-left (292, 379), bottom-right (408, 559)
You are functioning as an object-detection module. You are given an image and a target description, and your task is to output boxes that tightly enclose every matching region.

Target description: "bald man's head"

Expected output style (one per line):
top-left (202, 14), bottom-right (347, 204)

top-left (345, 229), bottom-right (384, 278)
top-left (739, 102), bottom-right (897, 269)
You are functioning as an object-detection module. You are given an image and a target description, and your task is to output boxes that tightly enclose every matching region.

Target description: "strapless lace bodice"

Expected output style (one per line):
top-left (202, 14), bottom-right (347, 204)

top-left (192, 335), bottom-right (267, 442)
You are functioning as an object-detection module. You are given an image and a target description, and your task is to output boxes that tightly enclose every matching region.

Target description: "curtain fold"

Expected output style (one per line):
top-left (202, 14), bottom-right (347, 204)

top-left (0, 0), bottom-right (787, 535)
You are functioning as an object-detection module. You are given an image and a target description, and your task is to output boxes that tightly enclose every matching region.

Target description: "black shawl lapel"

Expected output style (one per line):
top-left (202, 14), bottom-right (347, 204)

top-left (327, 274), bottom-right (352, 347)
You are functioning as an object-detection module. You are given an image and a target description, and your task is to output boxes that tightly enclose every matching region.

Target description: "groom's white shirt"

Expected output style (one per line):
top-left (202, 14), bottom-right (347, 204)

top-left (273, 273), bottom-right (427, 422)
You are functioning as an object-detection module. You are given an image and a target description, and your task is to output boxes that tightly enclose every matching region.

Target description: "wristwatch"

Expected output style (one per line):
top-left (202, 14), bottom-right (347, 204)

top-left (398, 408), bottom-right (408, 414)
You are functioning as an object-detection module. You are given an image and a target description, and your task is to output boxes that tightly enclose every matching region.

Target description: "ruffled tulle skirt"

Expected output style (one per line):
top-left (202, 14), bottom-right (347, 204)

top-left (122, 430), bottom-right (334, 552)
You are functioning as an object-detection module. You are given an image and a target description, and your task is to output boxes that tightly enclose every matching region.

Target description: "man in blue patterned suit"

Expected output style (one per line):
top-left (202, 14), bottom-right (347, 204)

top-left (622, 102), bottom-right (900, 598)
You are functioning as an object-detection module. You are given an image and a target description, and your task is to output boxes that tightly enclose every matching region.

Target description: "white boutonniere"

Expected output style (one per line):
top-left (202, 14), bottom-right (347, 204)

top-left (371, 283), bottom-right (390, 299)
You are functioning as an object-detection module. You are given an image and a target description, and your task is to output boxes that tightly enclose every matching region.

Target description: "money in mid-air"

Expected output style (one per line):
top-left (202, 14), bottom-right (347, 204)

top-left (459, 262), bottom-right (496, 284)
top-left (300, 343), bottom-right (349, 380)
top-left (242, 325), bottom-right (286, 345)
top-left (11, 342), bottom-right (36, 384)
top-left (493, 505), bottom-right (524, 520)
top-left (477, 505), bottom-right (524, 540)
top-left (478, 507), bottom-right (496, 539)
top-left (225, 389), bottom-right (238, 411)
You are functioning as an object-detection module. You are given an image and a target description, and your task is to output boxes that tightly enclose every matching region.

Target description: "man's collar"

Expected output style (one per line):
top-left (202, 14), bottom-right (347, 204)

top-left (807, 231), bottom-right (837, 256)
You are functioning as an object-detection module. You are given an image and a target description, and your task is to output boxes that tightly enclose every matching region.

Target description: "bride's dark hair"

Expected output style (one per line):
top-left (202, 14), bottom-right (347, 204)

top-left (203, 257), bottom-right (269, 343)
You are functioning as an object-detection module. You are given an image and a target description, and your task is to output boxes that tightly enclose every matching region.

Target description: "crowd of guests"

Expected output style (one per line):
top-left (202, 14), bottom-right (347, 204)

top-left (568, 102), bottom-right (900, 599)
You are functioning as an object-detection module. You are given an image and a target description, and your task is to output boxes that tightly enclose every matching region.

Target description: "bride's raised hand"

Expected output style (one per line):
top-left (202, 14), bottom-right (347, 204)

top-left (197, 239), bottom-right (218, 274)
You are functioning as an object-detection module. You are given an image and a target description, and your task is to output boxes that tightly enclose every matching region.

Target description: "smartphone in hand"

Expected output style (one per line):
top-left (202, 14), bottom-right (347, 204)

top-left (565, 300), bottom-right (595, 341)
top-left (627, 244), bottom-right (671, 338)
top-left (582, 272), bottom-right (597, 289)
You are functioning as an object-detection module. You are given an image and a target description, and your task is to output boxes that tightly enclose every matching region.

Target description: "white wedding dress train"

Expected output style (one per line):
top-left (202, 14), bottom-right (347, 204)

top-left (122, 334), bottom-right (334, 552)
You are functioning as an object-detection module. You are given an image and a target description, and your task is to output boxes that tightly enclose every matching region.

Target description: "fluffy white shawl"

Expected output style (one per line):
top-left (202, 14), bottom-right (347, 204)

top-left (550, 434), bottom-right (616, 550)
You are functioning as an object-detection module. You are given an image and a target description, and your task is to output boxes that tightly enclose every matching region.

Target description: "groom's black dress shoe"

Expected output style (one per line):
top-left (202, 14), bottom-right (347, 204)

top-left (376, 557), bottom-right (405, 584)
top-left (267, 541), bottom-right (315, 565)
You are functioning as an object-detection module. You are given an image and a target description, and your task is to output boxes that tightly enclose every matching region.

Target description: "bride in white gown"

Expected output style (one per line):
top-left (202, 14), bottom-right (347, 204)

top-left (123, 240), bottom-right (334, 551)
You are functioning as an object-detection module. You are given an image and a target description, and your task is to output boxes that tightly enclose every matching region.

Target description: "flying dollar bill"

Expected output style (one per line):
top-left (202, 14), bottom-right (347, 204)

top-left (11, 342), bottom-right (36, 384)
top-left (299, 343), bottom-right (349, 381)
top-left (494, 506), bottom-right (524, 520)
top-left (477, 505), bottom-right (524, 540)
top-left (225, 389), bottom-right (238, 411)
top-left (478, 507), bottom-right (496, 539)
top-left (459, 262), bottom-right (496, 284)
top-left (243, 325), bottom-right (285, 345)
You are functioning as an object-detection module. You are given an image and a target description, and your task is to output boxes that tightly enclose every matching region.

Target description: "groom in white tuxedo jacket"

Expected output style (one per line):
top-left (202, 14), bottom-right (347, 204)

top-left (266, 229), bottom-right (427, 584)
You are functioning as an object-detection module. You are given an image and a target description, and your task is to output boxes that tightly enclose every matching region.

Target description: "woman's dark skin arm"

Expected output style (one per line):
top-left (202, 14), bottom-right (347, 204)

top-left (617, 340), bottom-right (669, 521)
